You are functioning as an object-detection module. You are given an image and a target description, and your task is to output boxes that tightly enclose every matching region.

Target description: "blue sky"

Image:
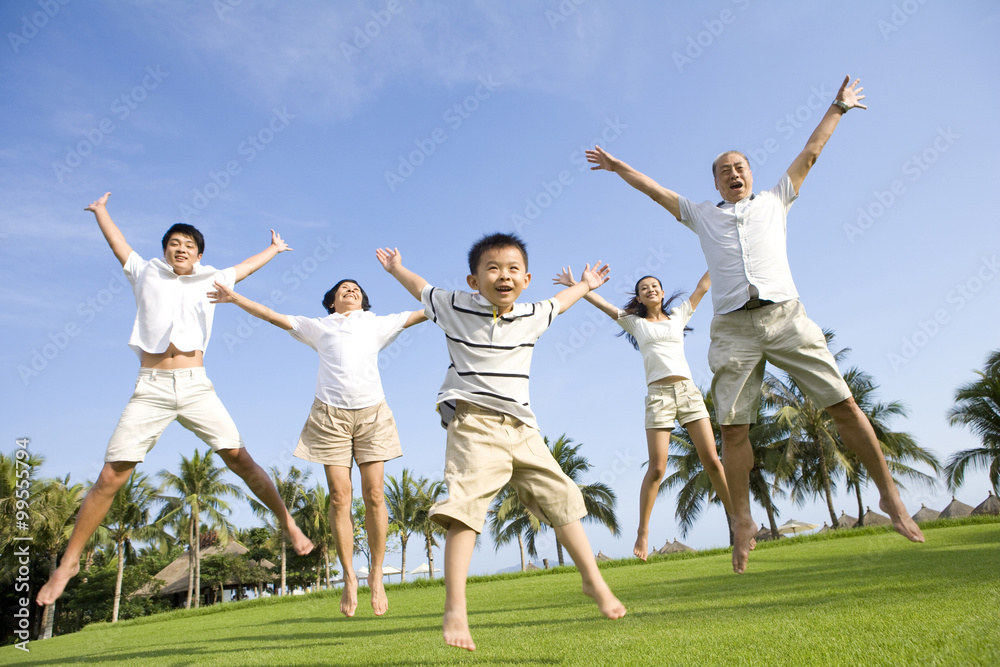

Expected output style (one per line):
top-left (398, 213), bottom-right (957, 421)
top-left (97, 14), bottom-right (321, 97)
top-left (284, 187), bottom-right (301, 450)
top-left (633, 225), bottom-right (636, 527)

top-left (2, 1), bottom-right (998, 577)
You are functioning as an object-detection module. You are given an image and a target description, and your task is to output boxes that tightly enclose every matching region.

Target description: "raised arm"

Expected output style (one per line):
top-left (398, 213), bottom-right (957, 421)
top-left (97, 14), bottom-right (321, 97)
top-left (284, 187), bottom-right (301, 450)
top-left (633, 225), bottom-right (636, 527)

top-left (551, 262), bottom-right (610, 314)
top-left (208, 281), bottom-right (293, 330)
top-left (86, 192), bottom-right (133, 267)
top-left (688, 270), bottom-right (711, 311)
top-left (553, 266), bottom-right (619, 319)
top-left (587, 147), bottom-right (683, 221)
top-left (233, 230), bottom-right (292, 283)
top-left (376, 247), bottom-right (428, 302)
top-left (786, 75), bottom-right (867, 195)
top-left (403, 310), bottom-right (428, 328)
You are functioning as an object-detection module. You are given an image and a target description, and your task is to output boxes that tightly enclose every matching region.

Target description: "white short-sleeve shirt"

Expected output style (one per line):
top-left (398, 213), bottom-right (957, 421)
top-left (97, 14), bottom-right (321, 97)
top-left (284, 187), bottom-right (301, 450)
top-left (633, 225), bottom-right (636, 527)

top-left (421, 285), bottom-right (560, 429)
top-left (616, 299), bottom-right (696, 385)
top-left (286, 310), bottom-right (411, 410)
top-left (678, 173), bottom-right (799, 314)
top-left (123, 251), bottom-right (236, 360)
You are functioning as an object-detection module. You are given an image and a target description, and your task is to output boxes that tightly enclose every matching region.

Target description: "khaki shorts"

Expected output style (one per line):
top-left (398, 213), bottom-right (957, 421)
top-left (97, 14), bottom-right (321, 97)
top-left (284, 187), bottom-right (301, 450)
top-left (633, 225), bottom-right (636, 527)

top-left (708, 299), bottom-right (852, 425)
top-left (430, 402), bottom-right (587, 533)
top-left (105, 368), bottom-right (243, 462)
top-left (293, 398), bottom-right (402, 468)
top-left (645, 379), bottom-right (710, 429)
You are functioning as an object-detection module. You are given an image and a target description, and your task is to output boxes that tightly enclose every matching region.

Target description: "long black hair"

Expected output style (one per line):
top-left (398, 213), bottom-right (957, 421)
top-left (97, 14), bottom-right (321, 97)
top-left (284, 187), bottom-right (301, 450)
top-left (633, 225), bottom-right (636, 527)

top-left (616, 275), bottom-right (691, 351)
top-left (322, 279), bottom-right (371, 314)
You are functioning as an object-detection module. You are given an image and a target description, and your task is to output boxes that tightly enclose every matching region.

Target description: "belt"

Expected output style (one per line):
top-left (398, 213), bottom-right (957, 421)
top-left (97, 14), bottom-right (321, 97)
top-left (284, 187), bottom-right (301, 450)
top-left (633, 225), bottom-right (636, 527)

top-left (737, 298), bottom-right (774, 311)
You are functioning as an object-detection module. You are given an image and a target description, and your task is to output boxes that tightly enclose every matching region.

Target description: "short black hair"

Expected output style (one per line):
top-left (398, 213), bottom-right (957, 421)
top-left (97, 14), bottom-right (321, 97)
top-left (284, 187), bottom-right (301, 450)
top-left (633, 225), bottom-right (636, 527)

top-left (467, 232), bottom-right (528, 275)
top-left (162, 223), bottom-right (205, 255)
top-left (322, 279), bottom-right (371, 314)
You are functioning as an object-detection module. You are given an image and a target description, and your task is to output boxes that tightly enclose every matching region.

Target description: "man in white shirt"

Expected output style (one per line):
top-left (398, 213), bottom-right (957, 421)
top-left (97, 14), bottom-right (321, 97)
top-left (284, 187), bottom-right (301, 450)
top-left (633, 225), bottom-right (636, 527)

top-left (37, 192), bottom-right (314, 607)
top-left (586, 76), bottom-right (924, 574)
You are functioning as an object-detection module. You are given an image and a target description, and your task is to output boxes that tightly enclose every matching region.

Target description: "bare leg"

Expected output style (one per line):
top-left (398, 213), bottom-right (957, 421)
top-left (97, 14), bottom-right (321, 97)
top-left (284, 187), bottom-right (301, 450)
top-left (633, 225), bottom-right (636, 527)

top-left (359, 461), bottom-right (389, 616)
top-left (720, 424), bottom-right (756, 574)
top-left (218, 448), bottom-right (314, 555)
top-left (325, 465), bottom-right (358, 617)
top-left (825, 398), bottom-right (924, 542)
top-left (635, 428), bottom-right (670, 560)
top-left (553, 521), bottom-right (626, 619)
top-left (37, 461), bottom-right (137, 605)
top-left (442, 523), bottom-right (477, 651)
top-left (686, 418), bottom-right (754, 550)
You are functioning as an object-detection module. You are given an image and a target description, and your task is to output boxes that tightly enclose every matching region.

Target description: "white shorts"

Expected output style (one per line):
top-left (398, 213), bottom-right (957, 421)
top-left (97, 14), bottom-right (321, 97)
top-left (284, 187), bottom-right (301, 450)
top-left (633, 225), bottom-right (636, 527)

top-left (105, 368), bottom-right (243, 462)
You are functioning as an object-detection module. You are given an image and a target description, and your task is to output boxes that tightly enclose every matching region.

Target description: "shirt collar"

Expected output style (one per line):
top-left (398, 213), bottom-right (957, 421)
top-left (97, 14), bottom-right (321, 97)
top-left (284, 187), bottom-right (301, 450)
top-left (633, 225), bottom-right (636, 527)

top-left (716, 193), bottom-right (755, 208)
top-left (471, 292), bottom-right (532, 318)
top-left (149, 257), bottom-right (212, 278)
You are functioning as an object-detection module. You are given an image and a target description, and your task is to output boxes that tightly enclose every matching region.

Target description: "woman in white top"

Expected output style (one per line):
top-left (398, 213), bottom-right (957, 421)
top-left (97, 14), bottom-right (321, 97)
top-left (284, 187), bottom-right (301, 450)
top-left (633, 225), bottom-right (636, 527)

top-left (554, 269), bottom-right (737, 560)
top-left (210, 277), bottom-right (425, 617)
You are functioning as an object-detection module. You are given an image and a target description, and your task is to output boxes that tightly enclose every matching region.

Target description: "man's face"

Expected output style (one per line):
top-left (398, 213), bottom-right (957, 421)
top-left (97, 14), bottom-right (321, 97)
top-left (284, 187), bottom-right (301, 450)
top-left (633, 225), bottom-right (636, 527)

top-left (467, 246), bottom-right (531, 315)
top-left (163, 233), bottom-right (202, 275)
top-left (332, 281), bottom-right (364, 314)
top-left (714, 153), bottom-right (753, 204)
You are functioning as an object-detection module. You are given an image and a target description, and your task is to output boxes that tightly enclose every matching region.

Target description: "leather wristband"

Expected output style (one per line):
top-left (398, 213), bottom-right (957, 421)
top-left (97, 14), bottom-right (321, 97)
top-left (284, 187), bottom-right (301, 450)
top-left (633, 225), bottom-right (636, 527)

top-left (833, 100), bottom-right (850, 113)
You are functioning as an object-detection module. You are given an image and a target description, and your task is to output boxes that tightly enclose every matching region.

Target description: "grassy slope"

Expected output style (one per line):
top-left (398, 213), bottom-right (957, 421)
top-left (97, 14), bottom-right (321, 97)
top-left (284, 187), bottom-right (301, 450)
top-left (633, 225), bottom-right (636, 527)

top-left (6, 518), bottom-right (999, 666)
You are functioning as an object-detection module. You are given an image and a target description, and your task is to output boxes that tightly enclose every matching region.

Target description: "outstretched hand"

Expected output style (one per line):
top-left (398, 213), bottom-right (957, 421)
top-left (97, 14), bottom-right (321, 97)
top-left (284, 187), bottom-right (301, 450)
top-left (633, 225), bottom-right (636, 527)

top-left (375, 247), bottom-right (402, 273)
top-left (580, 261), bottom-right (610, 290)
top-left (553, 266), bottom-right (577, 288)
top-left (270, 230), bottom-right (292, 253)
top-left (585, 146), bottom-right (617, 172)
top-left (85, 192), bottom-right (111, 213)
top-left (207, 281), bottom-right (236, 304)
top-left (837, 75), bottom-right (867, 110)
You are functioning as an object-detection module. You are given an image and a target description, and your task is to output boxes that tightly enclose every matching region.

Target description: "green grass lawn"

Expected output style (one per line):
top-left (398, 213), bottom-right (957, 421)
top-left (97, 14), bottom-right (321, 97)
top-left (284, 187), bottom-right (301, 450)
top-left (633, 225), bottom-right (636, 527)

top-left (6, 518), bottom-right (999, 666)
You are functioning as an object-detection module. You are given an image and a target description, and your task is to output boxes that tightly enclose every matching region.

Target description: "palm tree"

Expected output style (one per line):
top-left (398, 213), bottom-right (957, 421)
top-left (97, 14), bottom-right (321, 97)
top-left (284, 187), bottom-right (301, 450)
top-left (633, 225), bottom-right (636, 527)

top-left (249, 466), bottom-right (310, 596)
top-left (298, 482), bottom-right (335, 588)
top-left (158, 450), bottom-right (243, 608)
top-left (33, 475), bottom-right (84, 639)
top-left (842, 367), bottom-right (941, 524)
top-left (103, 472), bottom-right (162, 622)
top-left (546, 435), bottom-right (619, 566)
top-left (384, 469), bottom-right (422, 582)
top-left (945, 349), bottom-right (1000, 495)
top-left (414, 477), bottom-right (447, 579)
top-left (487, 483), bottom-right (545, 570)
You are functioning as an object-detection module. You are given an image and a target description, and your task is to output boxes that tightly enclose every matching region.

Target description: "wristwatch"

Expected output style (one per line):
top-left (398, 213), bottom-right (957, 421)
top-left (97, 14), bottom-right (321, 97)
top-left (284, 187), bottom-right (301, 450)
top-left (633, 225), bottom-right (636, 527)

top-left (833, 100), bottom-right (850, 113)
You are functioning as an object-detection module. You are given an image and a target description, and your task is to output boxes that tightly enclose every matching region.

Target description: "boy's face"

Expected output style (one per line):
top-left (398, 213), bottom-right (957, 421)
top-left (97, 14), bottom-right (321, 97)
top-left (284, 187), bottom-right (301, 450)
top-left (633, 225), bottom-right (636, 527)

top-left (467, 246), bottom-right (530, 315)
top-left (163, 233), bottom-right (202, 275)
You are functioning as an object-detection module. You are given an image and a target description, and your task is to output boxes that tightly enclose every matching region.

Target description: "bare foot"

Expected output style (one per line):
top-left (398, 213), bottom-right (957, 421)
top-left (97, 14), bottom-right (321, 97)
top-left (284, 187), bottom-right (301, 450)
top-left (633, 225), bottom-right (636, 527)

top-left (443, 609), bottom-right (476, 651)
top-left (37, 560), bottom-right (80, 606)
top-left (880, 498), bottom-right (925, 543)
top-left (581, 578), bottom-right (627, 620)
top-left (287, 524), bottom-right (314, 556)
top-left (633, 531), bottom-right (649, 561)
top-left (732, 516), bottom-right (756, 574)
top-left (340, 573), bottom-right (358, 617)
top-left (368, 571), bottom-right (388, 616)
top-left (750, 536), bottom-right (757, 551)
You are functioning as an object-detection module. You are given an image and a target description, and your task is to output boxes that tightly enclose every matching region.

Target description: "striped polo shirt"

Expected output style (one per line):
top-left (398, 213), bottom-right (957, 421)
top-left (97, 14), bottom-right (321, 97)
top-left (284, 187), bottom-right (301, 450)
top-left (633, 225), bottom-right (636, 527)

top-left (421, 285), bottom-right (560, 429)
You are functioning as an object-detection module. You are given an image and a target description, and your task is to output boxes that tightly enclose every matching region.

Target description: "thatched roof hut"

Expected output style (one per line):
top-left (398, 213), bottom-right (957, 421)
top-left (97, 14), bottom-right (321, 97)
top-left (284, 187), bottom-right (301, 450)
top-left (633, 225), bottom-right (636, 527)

top-left (859, 507), bottom-right (891, 527)
top-left (972, 491), bottom-right (1000, 516)
top-left (836, 511), bottom-right (858, 529)
top-left (911, 504), bottom-right (940, 523)
top-left (656, 539), bottom-right (695, 555)
top-left (938, 496), bottom-right (974, 519)
top-left (137, 540), bottom-right (275, 606)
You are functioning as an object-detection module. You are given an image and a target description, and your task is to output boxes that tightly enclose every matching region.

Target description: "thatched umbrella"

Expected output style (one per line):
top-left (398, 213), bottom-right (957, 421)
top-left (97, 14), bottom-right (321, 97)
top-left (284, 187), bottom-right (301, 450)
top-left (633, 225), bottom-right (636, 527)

top-left (972, 491), bottom-right (1000, 516)
top-left (595, 551), bottom-right (612, 563)
top-left (657, 538), bottom-right (695, 554)
top-left (525, 562), bottom-right (541, 571)
top-left (754, 523), bottom-right (782, 542)
top-left (911, 504), bottom-right (940, 523)
top-left (817, 522), bottom-right (835, 534)
top-left (859, 506), bottom-right (892, 527)
top-left (938, 495), bottom-right (974, 519)
top-left (835, 511), bottom-right (858, 529)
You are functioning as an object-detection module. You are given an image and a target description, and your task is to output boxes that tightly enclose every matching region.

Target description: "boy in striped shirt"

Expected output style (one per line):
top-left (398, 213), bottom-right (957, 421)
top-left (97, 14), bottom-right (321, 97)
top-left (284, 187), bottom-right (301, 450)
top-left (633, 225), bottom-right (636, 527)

top-left (377, 233), bottom-right (626, 652)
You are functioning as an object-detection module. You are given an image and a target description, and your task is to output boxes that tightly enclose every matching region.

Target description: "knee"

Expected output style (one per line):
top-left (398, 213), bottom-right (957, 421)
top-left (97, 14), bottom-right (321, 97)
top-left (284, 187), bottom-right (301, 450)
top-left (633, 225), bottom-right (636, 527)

top-left (646, 462), bottom-right (668, 481)
top-left (363, 484), bottom-right (385, 507)
top-left (329, 487), bottom-right (353, 511)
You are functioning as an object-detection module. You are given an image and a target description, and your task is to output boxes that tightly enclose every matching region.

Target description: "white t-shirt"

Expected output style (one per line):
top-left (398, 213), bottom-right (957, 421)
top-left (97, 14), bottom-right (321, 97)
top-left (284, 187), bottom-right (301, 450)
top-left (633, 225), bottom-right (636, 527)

top-left (286, 310), bottom-right (411, 410)
top-left (616, 299), bottom-right (696, 385)
top-left (123, 251), bottom-right (236, 360)
top-left (678, 173), bottom-right (799, 314)
top-left (421, 285), bottom-right (560, 429)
